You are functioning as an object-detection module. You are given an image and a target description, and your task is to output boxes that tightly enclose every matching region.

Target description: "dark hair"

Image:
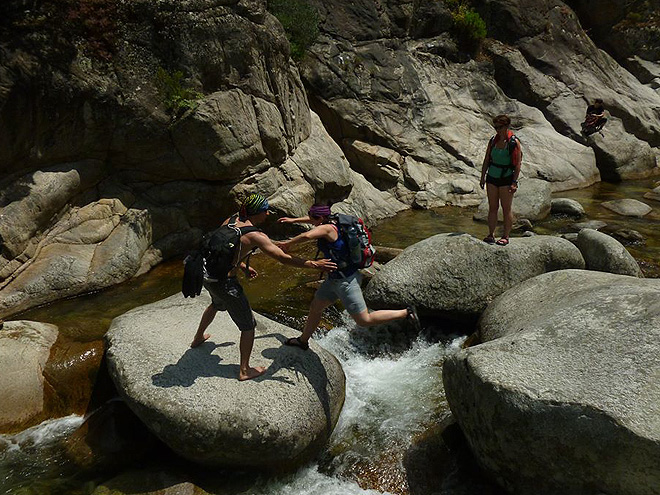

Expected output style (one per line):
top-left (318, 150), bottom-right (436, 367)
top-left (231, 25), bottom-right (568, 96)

top-left (594, 98), bottom-right (603, 104)
top-left (492, 114), bottom-right (511, 128)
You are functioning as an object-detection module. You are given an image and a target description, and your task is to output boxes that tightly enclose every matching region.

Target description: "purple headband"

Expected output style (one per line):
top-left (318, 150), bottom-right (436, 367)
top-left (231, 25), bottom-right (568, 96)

top-left (308, 205), bottom-right (331, 218)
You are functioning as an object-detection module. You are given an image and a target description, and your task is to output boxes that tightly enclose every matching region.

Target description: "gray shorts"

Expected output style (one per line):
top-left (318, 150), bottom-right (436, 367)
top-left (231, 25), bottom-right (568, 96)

top-left (315, 272), bottom-right (367, 315)
top-left (203, 277), bottom-right (256, 332)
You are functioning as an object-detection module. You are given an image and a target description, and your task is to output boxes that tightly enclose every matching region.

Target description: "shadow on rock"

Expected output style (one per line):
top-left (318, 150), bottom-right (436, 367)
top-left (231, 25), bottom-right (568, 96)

top-left (260, 333), bottom-right (335, 436)
top-left (151, 341), bottom-right (236, 387)
top-left (404, 418), bottom-right (506, 495)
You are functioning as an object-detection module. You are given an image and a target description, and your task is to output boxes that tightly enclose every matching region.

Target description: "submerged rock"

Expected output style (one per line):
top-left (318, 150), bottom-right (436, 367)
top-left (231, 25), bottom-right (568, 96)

top-left (575, 228), bottom-right (642, 277)
top-left (92, 470), bottom-right (212, 495)
top-left (363, 233), bottom-right (584, 322)
top-left (606, 227), bottom-right (646, 246)
top-left (444, 270), bottom-right (660, 495)
top-left (570, 219), bottom-right (607, 231)
top-left (105, 293), bottom-right (345, 469)
top-left (602, 198), bottom-right (653, 217)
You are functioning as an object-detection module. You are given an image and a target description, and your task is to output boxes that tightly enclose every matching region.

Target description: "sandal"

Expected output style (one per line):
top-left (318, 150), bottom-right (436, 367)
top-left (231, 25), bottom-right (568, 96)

top-left (496, 237), bottom-right (510, 246)
top-left (407, 305), bottom-right (422, 332)
top-left (483, 235), bottom-right (496, 244)
top-left (285, 336), bottom-right (309, 351)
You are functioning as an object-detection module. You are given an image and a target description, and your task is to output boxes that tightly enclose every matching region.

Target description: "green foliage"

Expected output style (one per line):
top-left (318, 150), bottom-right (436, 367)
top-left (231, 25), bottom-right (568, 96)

top-left (449, 1), bottom-right (487, 44)
top-left (156, 68), bottom-right (203, 116)
top-left (268, 0), bottom-right (320, 60)
top-left (626, 11), bottom-right (643, 23)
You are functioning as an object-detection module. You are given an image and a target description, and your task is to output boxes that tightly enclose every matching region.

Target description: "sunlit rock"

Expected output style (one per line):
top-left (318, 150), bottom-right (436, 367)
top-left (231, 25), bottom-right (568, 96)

top-left (363, 233), bottom-right (584, 321)
top-left (444, 270), bottom-right (660, 495)
top-left (105, 293), bottom-right (345, 469)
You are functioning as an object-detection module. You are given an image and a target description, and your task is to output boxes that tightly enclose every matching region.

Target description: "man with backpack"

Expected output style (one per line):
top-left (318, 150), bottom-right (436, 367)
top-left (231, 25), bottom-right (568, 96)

top-left (277, 204), bottom-right (420, 350)
top-left (189, 194), bottom-right (337, 381)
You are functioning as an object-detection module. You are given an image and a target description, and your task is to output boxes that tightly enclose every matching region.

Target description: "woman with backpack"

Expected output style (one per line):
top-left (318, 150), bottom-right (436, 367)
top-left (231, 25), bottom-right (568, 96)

top-left (479, 114), bottom-right (522, 246)
top-left (277, 205), bottom-right (420, 350)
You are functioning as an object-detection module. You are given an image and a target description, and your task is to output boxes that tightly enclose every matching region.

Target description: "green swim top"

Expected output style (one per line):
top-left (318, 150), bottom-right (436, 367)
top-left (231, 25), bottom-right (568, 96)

top-left (488, 145), bottom-right (513, 179)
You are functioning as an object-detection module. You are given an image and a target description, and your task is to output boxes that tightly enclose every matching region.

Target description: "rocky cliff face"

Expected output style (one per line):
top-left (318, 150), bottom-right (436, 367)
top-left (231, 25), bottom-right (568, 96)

top-left (0, 0), bottom-right (359, 316)
top-left (302, 0), bottom-right (660, 202)
top-left (1, 0), bottom-right (659, 315)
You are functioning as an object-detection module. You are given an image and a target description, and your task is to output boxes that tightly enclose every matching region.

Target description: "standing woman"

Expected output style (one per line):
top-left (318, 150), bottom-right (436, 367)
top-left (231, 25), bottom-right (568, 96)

top-left (479, 114), bottom-right (522, 246)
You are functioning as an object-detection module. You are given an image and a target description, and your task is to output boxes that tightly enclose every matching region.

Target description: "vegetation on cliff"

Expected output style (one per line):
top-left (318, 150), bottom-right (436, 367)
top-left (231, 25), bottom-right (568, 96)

top-left (446, 0), bottom-right (487, 51)
top-left (267, 0), bottom-right (320, 60)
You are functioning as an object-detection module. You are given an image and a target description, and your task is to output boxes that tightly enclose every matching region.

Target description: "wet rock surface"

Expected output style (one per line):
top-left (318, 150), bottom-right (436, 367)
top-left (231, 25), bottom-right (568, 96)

top-left (105, 292), bottom-right (345, 469)
top-left (0, 321), bottom-right (59, 433)
top-left (551, 197), bottom-right (585, 217)
top-left (445, 269), bottom-right (660, 495)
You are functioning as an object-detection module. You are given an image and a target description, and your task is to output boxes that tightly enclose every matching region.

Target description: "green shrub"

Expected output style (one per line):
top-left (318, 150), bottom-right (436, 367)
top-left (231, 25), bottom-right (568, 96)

top-left (626, 11), bottom-right (643, 23)
top-left (268, 0), bottom-right (320, 60)
top-left (156, 68), bottom-right (202, 116)
top-left (451, 3), bottom-right (487, 44)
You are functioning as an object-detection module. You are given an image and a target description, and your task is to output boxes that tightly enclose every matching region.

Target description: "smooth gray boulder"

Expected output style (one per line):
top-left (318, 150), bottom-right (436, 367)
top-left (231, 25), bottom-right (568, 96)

top-left (444, 270), bottom-right (660, 495)
top-left (474, 178), bottom-right (552, 222)
top-left (551, 198), bottom-right (585, 217)
top-left (363, 233), bottom-right (584, 321)
top-left (0, 321), bottom-right (58, 432)
top-left (602, 198), bottom-right (653, 217)
top-left (105, 293), bottom-right (345, 469)
top-left (575, 228), bottom-right (642, 277)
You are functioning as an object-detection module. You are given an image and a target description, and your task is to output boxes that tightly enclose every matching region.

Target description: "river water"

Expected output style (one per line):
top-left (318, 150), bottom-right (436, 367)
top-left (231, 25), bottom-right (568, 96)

top-left (1, 179), bottom-right (658, 494)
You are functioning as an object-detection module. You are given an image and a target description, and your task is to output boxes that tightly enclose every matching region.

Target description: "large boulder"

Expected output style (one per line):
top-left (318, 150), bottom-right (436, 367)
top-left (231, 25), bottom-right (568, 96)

top-left (473, 178), bottom-right (552, 222)
top-left (582, 119), bottom-right (660, 182)
top-left (0, 321), bottom-right (58, 433)
top-left (105, 293), bottom-right (345, 469)
top-left (363, 233), bottom-right (585, 321)
top-left (444, 270), bottom-right (660, 495)
top-left (575, 228), bottom-right (642, 276)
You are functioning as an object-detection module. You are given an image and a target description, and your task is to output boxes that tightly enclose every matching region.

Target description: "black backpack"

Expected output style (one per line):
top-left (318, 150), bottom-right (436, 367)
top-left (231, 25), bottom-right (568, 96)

top-left (181, 215), bottom-right (260, 298)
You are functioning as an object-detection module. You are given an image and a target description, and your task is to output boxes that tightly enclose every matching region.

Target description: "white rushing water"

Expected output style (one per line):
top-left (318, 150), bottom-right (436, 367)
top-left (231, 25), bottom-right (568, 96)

top-left (0, 414), bottom-right (84, 493)
top-left (0, 317), bottom-right (465, 495)
top-left (247, 316), bottom-right (466, 495)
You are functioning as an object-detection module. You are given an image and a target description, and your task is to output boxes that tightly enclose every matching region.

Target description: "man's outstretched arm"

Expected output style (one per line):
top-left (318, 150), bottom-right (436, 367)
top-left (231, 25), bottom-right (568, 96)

top-left (251, 232), bottom-right (336, 271)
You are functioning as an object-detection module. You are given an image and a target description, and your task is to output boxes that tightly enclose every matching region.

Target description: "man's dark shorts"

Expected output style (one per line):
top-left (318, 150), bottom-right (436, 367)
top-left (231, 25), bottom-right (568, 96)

top-left (203, 277), bottom-right (256, 332)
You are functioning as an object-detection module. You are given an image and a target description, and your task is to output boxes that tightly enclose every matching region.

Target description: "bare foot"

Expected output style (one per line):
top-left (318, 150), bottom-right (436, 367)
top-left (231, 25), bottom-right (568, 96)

top-left (190, 333), bottom-right (210, 348)
top-left (239, 366), bottom-right (266, 381)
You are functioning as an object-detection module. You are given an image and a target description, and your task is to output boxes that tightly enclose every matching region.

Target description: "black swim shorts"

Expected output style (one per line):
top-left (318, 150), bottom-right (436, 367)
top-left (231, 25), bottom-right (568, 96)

top-left (203, 277), bottom-right (256, 332)
top-left (486, 174), bottom-right (515, 187)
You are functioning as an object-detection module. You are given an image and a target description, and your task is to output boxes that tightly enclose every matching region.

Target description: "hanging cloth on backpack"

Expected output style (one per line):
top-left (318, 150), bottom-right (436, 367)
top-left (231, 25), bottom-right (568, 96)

top-left (181, 215), bottom-right (260, 297)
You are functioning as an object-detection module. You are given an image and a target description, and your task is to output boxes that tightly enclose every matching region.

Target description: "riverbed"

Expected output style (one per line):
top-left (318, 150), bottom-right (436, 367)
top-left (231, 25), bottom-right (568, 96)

top-left (2, 178), bottom-right (658, 494)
